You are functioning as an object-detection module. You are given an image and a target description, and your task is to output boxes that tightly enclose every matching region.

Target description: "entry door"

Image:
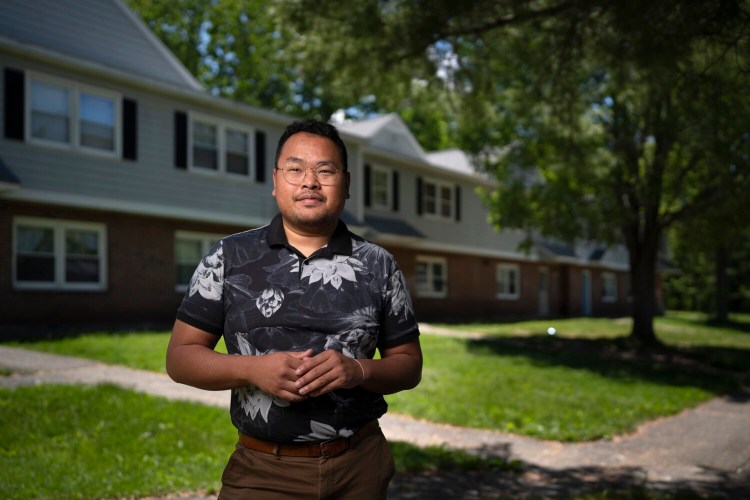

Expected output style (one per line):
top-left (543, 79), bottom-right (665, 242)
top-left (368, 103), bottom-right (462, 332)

top-left (582, 270), bottom-right (592, 316)
top-left (538, 267), bottom-right (549, 316)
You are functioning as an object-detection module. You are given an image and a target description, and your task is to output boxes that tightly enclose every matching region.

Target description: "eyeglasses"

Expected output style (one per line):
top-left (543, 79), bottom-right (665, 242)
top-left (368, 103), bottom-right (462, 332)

top-left (276, 165), bottom-right (343, 186)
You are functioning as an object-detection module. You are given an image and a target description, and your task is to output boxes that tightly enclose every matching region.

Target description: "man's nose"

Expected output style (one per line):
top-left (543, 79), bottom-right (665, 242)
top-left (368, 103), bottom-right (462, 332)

top-left (301, 168), bottom-right (321, 187)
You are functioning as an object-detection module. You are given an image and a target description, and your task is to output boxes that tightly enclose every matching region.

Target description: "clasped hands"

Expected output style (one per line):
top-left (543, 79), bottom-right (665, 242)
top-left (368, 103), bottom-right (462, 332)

top-left (252, 349), bottom-right (365, 402)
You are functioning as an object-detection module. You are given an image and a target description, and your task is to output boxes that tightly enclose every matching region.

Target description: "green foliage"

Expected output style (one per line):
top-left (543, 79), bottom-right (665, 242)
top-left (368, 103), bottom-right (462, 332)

top-left (280, 0), bottom-right (750, 344)
top-left (126, 0), bottom-right (347, 118)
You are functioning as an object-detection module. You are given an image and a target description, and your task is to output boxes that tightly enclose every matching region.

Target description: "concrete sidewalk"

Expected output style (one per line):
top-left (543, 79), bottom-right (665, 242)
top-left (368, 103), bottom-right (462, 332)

top-left (2, 345), bottom-right (749, 497)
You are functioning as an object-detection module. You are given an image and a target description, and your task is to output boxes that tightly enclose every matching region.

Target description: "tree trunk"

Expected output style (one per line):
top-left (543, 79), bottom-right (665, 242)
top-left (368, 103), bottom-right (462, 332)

top-left (625, 225), bottom-right (662, 348)
top-left (714, 243), bottom-right (729, 323)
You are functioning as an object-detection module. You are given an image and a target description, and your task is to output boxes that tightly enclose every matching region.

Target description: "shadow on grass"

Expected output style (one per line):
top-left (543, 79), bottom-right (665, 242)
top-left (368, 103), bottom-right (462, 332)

top-left (465, 335), bottom-right (750, 394)
top-left (389, 462), bottom-right (750, 499)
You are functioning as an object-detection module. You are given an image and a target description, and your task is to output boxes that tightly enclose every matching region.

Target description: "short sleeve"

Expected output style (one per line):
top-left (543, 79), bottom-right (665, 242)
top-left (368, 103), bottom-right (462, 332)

top-left (378, 257), bottom-right (420, 349)
top-left (175, 240), bottom-right (225, 336)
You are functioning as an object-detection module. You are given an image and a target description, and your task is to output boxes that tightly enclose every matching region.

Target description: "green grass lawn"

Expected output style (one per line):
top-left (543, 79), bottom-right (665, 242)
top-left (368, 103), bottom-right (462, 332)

top-left (0, 384), bottom-right (509, 500)
top-left (2, 312), bottom-right (748, 498)
top-left (7, 312), bottom-right (748, 442)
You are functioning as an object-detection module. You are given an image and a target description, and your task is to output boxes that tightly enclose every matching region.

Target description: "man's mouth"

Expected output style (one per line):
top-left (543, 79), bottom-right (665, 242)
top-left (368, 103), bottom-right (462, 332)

top-left (296, 193), bottom-right (324, 202)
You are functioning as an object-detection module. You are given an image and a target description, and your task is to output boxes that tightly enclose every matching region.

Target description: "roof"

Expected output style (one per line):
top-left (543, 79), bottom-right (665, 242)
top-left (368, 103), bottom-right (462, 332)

top-left (0, 0), bottom-right (202, 91)
top-left (364, 214), bottom-right (425, 239)
top-left (426, 149), bottom-right (481, 177)
top-left (337, 113), bottom-right (426, 160)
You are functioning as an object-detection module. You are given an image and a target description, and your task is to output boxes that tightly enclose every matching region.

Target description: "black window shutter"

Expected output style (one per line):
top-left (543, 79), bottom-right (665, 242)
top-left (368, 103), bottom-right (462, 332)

top-left (4, 68), bottom-right (24, 141)
top-left (122, 98), bottom-right (137, 160)
top-left (455, 185), bottom-right (462, 221)
top-left (392, 171), bottom-right (399, 211)
top-left (364, 164), bottom-right (371, 207)
top-left (174, 111), bottom-right (187, 169)
top-left (255, 130), bottom-right (266, 183)
top-left (416, 176), bottom-right (423, 215)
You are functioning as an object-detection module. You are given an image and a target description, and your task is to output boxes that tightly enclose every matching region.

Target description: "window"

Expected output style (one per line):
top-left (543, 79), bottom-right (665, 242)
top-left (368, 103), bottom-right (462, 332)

top-left (189, 115), bottom-right (253, 178)
top-left (175, 232), bottom-right (223, 291)
top-left (372, 166), bottom-right (391, 209)
top-left (415, 256), bottom-right (448, 298)
top-left (30, 80), bottom-right (70, 143)
top-left (13, 217), bottom-right (107, 290)
top-left (79, 93), bottom-right (115, 150)
top-left (192, 121), bottom-right (218, 170)
top-left (422, 179), bottom-right (454, 219)
top-left (496, 263), bottom-right (520, 300)
top-left (27, 73), bottom-right (120, 154)
top-left (601, 272), bottom-right (618, 302)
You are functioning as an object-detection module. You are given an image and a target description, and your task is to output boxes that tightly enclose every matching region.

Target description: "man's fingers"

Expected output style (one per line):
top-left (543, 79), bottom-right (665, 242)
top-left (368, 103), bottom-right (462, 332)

top-left (290, 348), bottom-right (315, 360)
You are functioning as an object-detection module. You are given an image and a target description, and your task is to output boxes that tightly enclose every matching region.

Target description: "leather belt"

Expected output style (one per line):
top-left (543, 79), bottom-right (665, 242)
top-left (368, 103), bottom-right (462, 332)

top-left (238, 420), bottom-right (380, 458)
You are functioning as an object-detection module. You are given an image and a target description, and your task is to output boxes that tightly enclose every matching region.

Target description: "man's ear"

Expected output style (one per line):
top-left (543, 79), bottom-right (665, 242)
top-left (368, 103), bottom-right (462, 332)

top-left (346, 172), bottom-right (351, 199)
top-left (271, 168), bottom-right (277, 197)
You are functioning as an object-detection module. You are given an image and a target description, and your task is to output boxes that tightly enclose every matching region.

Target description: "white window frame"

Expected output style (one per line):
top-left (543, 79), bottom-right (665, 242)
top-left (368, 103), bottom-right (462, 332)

top-left (371, 164), bottom-right (392, 210)
top-left (25, 72), bottom-right (121, 157)
top-left (174, 231), bottom-right (224, 292)
top-left (496, 263), bottom-right (521, 300)
top-left (13, 216), bottom-right (108, 291)
top-left (188, 113), bottom-right (255, 180)
top-left (601, 271), bottom-right (618, 302)
top-left (415, 256), bottom-right (448, 298)
top-left (422, 178), bottom-right (455, 220)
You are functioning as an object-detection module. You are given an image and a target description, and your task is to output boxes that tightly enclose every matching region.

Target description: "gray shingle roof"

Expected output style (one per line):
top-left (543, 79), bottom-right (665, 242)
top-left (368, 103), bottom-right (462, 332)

top-left (0, 0), bottom-right (201, 91)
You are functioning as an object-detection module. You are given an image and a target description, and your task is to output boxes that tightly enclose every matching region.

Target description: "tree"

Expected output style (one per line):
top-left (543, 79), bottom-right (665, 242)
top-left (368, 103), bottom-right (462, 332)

top-left (126, 0), bottom-right (354, 118)
top-left (280, 0), bottom-right (750, 346)
top-left (665, 195), bottom-right (750, 321)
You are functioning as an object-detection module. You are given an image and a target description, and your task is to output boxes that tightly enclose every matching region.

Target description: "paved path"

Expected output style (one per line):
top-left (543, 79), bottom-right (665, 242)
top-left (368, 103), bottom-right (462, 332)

top-left (2, 345), bottom-right (749, 498)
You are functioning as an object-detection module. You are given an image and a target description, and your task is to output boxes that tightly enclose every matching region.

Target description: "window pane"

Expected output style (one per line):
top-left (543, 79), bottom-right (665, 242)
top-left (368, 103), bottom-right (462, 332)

top-left (66, 229), bottom-right (99, 255)
top-left (64, 229), bottom-right (100, 283)
top-left (373, 170), bottom-right (389, 206)
top-left (440, 186), bottom-right (452, 217)
top-left (416, 262), bottom-right (428, 287)
top-left (227, 152), bottom-right (249, 175)
top-left (31, 81), bottom-right (70, 142)
top-left (175, 239), bottom-right (203, 262)
top-left (193, 122), bottom-right (218, 170)
top-left (17, 226), bottom-right (54, 253)
top-left (226, 129), bottom-right (247, 152)
top-left (80, 93), bottom-right (114, 150)
top-left (66, 257), bottom-right (99, 282)
top-left (226, 129), bottom-right (249, 175)
top-left (16, 256), bottom-right (55, 282)
top-left (176, 264), bottom-right (196, 285)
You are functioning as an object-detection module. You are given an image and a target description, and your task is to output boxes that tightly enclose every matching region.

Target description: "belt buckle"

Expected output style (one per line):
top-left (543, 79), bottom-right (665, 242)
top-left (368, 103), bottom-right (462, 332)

top-left (319, 436), bottom-right (350, 458)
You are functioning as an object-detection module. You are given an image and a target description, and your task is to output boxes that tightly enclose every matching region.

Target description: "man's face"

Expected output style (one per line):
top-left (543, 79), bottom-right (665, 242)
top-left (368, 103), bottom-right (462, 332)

top-left (272, 132), bottom-right (350, 234)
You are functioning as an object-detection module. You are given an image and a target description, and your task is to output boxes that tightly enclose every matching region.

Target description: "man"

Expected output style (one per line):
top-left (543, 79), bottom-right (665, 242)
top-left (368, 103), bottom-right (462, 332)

top-left (167, 119), bottom-right (422, 499)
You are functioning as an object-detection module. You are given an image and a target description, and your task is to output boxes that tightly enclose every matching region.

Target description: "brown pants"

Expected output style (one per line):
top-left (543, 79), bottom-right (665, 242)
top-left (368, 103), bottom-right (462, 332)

top-left (218, 427), bottom-right (395, 499)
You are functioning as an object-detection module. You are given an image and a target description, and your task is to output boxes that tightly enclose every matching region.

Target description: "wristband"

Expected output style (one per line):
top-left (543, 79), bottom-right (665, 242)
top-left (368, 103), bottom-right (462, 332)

top-left (353, 359), bottom-right (366, 385)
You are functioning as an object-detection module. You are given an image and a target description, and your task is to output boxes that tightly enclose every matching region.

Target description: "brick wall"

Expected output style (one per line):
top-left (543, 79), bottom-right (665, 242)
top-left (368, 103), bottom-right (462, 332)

top-left (1, 200), bottom-right (244, 331)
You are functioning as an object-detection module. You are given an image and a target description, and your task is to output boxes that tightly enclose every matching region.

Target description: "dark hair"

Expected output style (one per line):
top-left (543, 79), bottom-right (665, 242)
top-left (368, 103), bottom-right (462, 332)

top-left (274, 119), bottom-right (348, 172)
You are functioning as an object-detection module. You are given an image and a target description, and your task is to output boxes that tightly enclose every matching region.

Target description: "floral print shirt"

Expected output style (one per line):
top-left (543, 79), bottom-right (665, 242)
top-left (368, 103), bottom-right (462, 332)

top-left (176, 214), bottom-right (419, 444)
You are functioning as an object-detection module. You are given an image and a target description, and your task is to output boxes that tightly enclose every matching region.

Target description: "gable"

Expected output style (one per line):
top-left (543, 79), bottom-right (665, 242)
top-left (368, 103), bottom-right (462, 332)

top-left (0, 0), bottom-right (201, 91)
top-left (338, 113), bottom-right (426, 160)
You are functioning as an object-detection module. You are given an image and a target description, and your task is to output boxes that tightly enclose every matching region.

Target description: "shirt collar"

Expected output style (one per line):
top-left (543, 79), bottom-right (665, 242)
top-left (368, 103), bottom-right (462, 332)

top-left (267, 213), bottom-right (353, 258)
